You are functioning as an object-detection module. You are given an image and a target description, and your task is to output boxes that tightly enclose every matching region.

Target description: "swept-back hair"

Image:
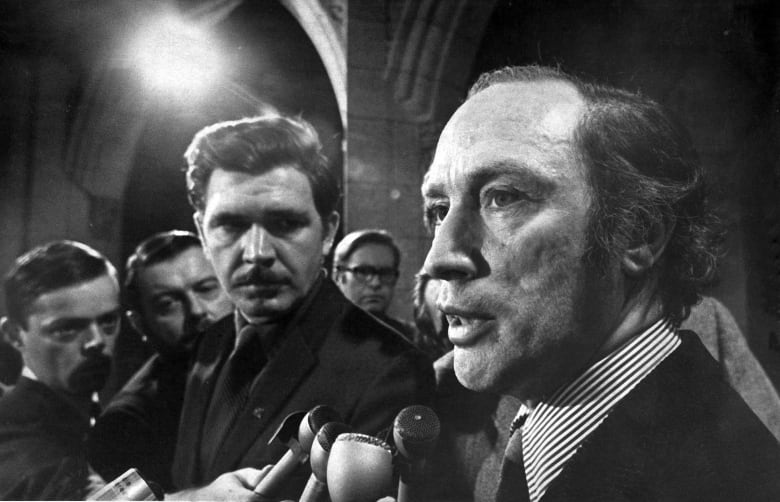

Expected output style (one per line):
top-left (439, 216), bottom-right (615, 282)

top-left (185, 114), bottom-right (341, 222)
top-left (468, 65), bottom-right (723, 324)
top-left (124, 230), bottom-right (203, 310)
top-left (4, 240), bottom-right (117, 328)
top-left (332, 229), bottom-right (401, 274)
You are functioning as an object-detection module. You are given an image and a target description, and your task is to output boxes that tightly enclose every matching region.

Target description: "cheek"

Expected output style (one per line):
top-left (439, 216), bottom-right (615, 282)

top-left (150, 314), bottom-right (183, 336)
top-left (498, 222), bottom-right (586, 294)
top-left (38, 342), bottom-right (78, 377)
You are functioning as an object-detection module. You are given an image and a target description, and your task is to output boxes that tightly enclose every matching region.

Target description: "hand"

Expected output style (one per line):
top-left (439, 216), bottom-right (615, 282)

top-left (166, 466), bottom-right (272, 501)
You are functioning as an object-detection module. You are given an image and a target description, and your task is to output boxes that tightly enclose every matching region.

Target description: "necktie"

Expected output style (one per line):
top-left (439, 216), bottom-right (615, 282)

top-left (495, 412), bottom-right (530, 502)
top-left (201, 325), bottom-right (267, 470)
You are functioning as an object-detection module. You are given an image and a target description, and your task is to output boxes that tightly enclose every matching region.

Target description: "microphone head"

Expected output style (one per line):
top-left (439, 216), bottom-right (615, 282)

top-left (310, 422), bottom-right (351, 481)
top-left (268, 410), bottom-right (308, 447)
top-left (393, 405), bottom-right (441, 460)
top-left (327, 433), bottom-right (394, 502)
top-left (299, 405), bottom-right (342, 453)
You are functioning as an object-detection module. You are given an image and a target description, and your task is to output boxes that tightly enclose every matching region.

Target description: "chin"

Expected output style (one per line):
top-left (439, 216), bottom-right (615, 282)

top-left (238, 298), bottom-right (293, 323)
top-left (452, 347), bottom-right (498, 393)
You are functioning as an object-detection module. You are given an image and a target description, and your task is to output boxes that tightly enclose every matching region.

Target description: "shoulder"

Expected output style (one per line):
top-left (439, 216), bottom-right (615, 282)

top-left (0, 449), bottom-right (90, 500)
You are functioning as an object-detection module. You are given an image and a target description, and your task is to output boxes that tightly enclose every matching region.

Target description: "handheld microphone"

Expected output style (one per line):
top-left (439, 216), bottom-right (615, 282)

top-left (327, 433), bottom-right (394, 502)
top-left (254, 405), bottom-right (341, 497)
top-left (393, 405), bottom-right (441, 502)
top-left (87, 468), bottom-right (162, 501)
top-left (299, 421), bottom-right (351, 502)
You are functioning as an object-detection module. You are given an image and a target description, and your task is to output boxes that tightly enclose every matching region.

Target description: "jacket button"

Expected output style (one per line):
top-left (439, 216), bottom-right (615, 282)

top-left (253, 407), bottom-right (264, 420)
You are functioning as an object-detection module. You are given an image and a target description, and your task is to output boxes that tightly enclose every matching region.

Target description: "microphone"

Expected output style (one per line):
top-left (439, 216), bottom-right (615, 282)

top-left (393, 405), bottom-right (441, 502)
top-left (327, 433), bottom-right (394, 502)
top-left (299, 421), bottom-right (351, 502)
top-left (254, 405), bottom-right (341, 498)
top-left (87, 468), bottom-right (163, 501)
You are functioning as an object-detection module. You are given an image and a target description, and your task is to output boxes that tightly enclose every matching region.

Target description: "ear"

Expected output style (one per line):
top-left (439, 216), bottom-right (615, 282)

top-left (621, 216), bottom-right (675, 277)
top-left (193, 212), bottom-right (211, 261)
top-left (321, 211), bottom-right (340, 256)
top-left (125, 310), bottom-right (146, 338)
top-left (1, 317), bottom-right (23, 349)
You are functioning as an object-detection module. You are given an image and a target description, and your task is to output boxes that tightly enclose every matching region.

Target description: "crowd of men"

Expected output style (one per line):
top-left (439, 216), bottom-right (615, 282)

top-left (1, 64), bottom-right (780, 501)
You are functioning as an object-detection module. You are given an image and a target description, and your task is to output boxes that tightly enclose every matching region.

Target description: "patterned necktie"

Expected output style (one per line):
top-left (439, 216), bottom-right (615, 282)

top-left (495, 412), bottom-right (530, 502)
top-left (201, 325), bottom-right (267, 470)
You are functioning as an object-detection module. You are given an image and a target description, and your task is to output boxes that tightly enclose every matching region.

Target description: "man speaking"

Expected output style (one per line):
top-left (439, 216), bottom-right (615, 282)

top-left (172, 114), bottom-right (433, 498)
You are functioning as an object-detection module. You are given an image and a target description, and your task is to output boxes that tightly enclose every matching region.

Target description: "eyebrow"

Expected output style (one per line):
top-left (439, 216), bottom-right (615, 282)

top-left (42, 308), bottom-right (122, 329)
top-left (423, 159), bottom-right (556, 198)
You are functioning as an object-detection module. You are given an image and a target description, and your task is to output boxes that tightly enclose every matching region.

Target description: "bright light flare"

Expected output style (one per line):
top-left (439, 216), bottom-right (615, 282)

top-left (128, 15), bottom-right (223, 97)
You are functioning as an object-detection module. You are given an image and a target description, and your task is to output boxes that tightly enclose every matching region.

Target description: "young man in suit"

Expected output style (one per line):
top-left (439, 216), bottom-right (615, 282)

top-left (0, 241), bottom-right (120, 499)
top-left (173, 114), bottom-right (434, 499)
top-left (421, 65), bottom-right (780, 501)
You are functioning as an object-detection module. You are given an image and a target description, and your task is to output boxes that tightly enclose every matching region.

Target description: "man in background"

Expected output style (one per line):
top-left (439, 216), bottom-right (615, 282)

top-left (174, 114), bottom-right (433, 498)
top-left (333, 229), bottom-right (415, 338)
top-left (0, 240), bottom-right (119, 500)
top-left (89, 230), bottom-right (233, 490)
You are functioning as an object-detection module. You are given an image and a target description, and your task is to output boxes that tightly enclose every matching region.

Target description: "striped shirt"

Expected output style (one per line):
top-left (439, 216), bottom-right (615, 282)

top-left (515, 318), bottom-right (680, 501)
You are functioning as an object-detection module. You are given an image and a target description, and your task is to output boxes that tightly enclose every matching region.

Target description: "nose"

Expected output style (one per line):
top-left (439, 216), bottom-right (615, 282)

top-left (243, 224), bottom-right (275, 266)
top-left (82, 323), bottom-right (106, 354)
top-left (366, 273), bottom-right (383, 288)
top-left (184, 292), bottom-right (209, 333)
top-left (423, 205), bottom-right (479, 282)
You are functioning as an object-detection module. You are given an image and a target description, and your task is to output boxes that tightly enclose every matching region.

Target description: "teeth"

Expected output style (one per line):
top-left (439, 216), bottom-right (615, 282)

top-left (446, 315), bottom-right (463, 326)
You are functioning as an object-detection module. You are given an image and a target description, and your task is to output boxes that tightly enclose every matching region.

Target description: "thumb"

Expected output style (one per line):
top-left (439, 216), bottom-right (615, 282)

top-left (233, 465), bottom-right (273, 488)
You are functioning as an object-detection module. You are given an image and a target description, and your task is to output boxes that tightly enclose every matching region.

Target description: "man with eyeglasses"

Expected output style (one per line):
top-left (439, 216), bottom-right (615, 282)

top-left (333, 229), bottom-right (415, 339)
top-left (0, 241), bottom-right (120, 499)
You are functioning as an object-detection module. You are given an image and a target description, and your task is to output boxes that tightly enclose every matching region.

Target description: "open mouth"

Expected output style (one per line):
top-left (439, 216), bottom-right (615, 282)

top-left (443, 308), bottom-right (493, 346)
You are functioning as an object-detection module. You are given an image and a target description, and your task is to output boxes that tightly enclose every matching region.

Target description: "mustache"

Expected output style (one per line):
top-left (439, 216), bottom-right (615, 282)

top-left (66, 353), bottom-right (111, 394)
top-left (232, 267), bottom-right (289, 288)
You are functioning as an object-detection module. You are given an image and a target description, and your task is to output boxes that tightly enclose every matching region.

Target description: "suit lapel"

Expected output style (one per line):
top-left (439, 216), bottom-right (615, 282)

top-left (173, 317), bottom-right (234, 486)
top-left (540, 350), bottom-right (666, 501)
top-left (207, 278), bottom-right (345, 473)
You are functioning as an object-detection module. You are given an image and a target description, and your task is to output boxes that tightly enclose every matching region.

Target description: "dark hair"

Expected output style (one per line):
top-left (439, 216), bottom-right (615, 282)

top-left (469, 65), bottom-right (723, 324)
top-left (3, 240), bottom-right (117, 328)
top-left (185, 114), bottom-right (341, 223)
top-left (332, 229), bottom-right (401, 275)
top-left (124, 230), bottom-right (203, 311)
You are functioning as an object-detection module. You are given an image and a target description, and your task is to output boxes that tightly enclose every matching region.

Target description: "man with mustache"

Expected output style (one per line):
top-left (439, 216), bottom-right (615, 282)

top-left (0, 240), bottom-right (120, 500)
top-left (421, 65), bottom-right (780, 501)
top-left (89, 230), bottom-right (233, 491)
top-left (171, 114), bottom-right (434, 499)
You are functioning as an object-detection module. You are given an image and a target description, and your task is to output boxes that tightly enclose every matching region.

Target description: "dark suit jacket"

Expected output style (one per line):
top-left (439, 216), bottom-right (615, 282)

top-left (172, 278), bottom-right (435, 496)
top-left (429, 331), bottom-right (780, 501)
top-left (88, 352), bottom-right (189, 491)
top-left (0, 377), bottom-right (94, 500)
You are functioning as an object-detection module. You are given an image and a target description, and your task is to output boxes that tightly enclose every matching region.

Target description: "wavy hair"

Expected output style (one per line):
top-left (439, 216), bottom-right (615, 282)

top-left (469, 66), bottom-right (723, 324)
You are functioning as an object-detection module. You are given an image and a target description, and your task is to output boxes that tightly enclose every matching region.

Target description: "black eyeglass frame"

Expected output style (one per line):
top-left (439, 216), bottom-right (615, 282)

top-left (336, 265), bottom-right (399, 285)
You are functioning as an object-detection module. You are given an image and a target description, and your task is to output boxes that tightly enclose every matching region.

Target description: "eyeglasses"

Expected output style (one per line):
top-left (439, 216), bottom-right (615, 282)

top-left (336, 265), bottom-right (399, 285)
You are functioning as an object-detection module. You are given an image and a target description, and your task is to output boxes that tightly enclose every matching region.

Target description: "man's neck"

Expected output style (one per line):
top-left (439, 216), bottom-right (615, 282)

top-left (594, 286), bottom-right (665, 361)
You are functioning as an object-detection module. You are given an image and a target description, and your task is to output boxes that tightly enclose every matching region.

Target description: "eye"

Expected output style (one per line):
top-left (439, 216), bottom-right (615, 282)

top-left (268, 215), bottom-right (307, 235)
top-left (209, 215), bottom-right (248, 241)
top-left (49, 327), bottom-right (81, 343)
top-left (424, 202), bottom-right (449, 230)
top-left (152, 296), bottom-right (181, 315)
top-left (482, 187), bottom-right (527, 209)
top-left (97, 312), bottom-right (121, 335)
top-left (194, 279), bottom-right (222, 299)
